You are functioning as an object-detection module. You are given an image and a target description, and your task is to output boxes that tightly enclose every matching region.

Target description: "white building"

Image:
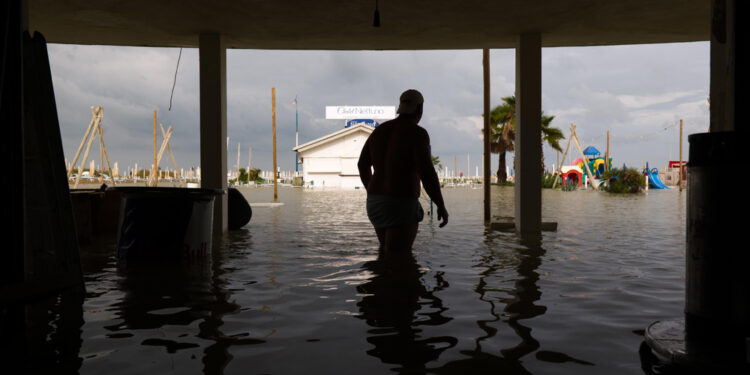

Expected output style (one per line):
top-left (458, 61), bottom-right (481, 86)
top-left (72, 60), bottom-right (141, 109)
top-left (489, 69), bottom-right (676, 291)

top-left (292, 123), bottom-right (374, 189)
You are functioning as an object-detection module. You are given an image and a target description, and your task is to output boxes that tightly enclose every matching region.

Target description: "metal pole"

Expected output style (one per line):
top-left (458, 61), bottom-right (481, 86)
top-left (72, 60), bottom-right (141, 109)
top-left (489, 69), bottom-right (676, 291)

top-left (272, 88), bottom-right (278, 202)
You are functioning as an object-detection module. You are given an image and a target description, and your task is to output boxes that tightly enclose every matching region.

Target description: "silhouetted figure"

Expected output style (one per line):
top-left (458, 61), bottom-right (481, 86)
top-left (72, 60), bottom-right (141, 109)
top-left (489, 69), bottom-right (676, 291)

top-left (358, 89), bottom-right (448, 259)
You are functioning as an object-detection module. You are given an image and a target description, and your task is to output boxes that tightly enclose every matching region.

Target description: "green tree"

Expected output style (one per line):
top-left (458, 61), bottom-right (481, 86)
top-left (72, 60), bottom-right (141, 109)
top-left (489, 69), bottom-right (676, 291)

top-left (237, 168), bottom-right (249, 183)
top-left (487, 95), bottom-right (565, 183)
top-left (247, 168), bottom-right (262, 183)
top-left (431, 155), bottom-right (442, 171)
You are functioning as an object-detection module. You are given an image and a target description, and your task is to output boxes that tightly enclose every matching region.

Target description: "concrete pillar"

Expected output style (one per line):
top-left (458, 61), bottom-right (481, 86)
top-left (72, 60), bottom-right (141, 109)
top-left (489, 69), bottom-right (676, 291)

top-left (514, 33), bottom-right (542, 233)
top-left (199, 33), bottom-right (228, 235)
top-left (709, 0), bottom-right (737, 132)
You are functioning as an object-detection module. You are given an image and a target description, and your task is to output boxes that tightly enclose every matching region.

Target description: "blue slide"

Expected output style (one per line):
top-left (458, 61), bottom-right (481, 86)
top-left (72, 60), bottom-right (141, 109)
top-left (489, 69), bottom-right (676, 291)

top-left (645, 168), bottom-right (670, 189)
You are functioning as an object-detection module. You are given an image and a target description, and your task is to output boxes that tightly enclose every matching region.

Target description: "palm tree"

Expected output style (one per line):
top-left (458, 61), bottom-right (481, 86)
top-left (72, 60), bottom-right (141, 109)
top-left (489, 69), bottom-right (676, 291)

top-left (431, 155), bottom-right (442, 171)
top-left (489, 96), bottom-right (515, 183)
top-left (487, 96), bottom-right (564, 183)
top-left (540, 113), bottom-right (564, 172)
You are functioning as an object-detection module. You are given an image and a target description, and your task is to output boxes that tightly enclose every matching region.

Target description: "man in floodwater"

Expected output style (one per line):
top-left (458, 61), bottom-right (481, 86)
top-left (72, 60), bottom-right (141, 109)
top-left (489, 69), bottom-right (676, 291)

top-left (358, 89), bottom-right (449, 258)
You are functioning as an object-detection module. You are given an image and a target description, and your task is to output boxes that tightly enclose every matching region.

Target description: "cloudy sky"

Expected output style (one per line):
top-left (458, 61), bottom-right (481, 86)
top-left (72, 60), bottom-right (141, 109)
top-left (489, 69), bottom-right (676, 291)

top-left (48, 42), bottom-right (709, 176)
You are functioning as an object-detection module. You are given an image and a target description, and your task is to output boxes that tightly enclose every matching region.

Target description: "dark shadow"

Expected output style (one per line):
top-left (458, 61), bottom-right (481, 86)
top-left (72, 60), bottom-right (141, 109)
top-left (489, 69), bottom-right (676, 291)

top-left (0, 289), bottom-right (85, 374)
top-left (356, 254), bottom-right (456, 373)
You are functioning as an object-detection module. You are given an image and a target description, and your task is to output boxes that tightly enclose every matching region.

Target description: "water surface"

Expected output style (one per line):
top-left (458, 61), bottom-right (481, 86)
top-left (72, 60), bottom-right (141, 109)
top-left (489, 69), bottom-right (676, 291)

top-left (24, 186), bottom-right (688, 374)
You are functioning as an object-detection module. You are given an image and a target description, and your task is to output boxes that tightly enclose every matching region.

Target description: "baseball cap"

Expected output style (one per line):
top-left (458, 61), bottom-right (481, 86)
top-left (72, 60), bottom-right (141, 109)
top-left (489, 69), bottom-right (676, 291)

top-left (396, 89), bottom-right (424, 114)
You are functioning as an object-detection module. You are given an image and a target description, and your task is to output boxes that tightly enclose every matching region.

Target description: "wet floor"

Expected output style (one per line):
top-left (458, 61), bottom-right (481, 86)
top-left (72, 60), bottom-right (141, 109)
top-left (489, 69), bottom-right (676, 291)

top-left (7, 186), bottom-right (687, 374)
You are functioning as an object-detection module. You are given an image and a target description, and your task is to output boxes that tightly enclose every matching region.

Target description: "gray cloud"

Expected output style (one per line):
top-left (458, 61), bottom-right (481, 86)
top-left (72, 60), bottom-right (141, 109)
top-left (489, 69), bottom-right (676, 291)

top-left (48, 42), bottom-right (708, 177)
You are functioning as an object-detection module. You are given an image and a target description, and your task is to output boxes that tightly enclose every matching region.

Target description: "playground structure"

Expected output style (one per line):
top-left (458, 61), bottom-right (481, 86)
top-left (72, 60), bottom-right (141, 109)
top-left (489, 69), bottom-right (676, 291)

top-left (643, 162), bottom-right (670, 189)
top-left (559, 165), bottom-right (583, 188)
top-left (552, 124), bottom-right (612, 190)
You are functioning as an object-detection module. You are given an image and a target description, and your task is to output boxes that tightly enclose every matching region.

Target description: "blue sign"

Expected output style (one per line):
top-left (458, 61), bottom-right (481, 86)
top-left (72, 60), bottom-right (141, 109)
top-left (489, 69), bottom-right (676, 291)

top-left (346, 119), bottom-right (379, 128)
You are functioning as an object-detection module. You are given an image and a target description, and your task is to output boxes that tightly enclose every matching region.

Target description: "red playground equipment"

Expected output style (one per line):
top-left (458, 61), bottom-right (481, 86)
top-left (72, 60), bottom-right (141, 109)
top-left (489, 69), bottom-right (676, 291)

top-left (560, 166), bottom-right (583, 187)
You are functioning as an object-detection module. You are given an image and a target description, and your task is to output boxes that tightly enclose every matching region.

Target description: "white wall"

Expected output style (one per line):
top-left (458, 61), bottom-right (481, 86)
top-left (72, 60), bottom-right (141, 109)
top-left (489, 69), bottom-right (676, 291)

top-left (299, 128), bottom-right (371, 189)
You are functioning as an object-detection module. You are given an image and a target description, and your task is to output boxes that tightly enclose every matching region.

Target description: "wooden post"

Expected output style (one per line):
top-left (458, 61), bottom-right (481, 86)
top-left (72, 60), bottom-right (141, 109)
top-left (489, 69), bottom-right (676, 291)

top-left (68, 106), bottom-right (99, 177)
top-left (570, 124), bottom-right (598, 189)
top-left (153, 109), bottom-right (158, 187)
top-left (97, 119), bottom-right (116, 185)
top-left (74, 111), bottom-right (102, 188)
top-left (482, 48), bottom-right (491, 223)
top-left (679, 119), bottom-right (683, 192)
top-left (551, 129), bottom-right (573, 189)
top-left (605, 130), bottom-right (610, 173)
top-left (99, 124), bottom-right (104, 184)
top-left (272, 87), bottom-right (278, 202)
top-left (148, 126), bottom-right (173, 186)
top-left (160, 123), bottom-right (179, 178)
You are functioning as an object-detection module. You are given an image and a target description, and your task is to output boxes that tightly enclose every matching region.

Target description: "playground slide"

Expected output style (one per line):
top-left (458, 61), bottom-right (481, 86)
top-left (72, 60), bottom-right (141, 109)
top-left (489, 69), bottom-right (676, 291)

top-left (646, 169), bottom-right (670, 189)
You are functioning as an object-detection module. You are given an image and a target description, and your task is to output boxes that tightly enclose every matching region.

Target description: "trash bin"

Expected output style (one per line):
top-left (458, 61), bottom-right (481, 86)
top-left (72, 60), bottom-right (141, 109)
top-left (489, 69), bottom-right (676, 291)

top-left (111, 187), bottom-right (224, 261)
top-left (686, 131), bottom-right (748, 362)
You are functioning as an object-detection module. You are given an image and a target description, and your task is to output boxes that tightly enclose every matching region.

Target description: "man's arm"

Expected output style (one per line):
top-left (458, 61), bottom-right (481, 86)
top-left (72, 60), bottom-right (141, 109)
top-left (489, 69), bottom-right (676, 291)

top-left (417, 130), bottom-right (448, 227)
top-left (357, 137), bottom-right (372, 188)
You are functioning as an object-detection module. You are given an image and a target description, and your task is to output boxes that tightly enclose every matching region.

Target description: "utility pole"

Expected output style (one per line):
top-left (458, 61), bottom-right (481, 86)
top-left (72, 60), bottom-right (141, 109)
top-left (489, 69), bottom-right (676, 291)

top-left (679, 119), bottom-right (683, 192)
top-left (272, 88), bottom-right (278, 202)
top-left (605, 130), bottom-right (610, 173)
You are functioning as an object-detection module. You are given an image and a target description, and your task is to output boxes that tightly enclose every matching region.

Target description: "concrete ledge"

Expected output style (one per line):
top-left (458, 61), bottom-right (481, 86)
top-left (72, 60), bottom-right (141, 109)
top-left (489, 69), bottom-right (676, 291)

top-left (490, 216), bottom-right (557, 232)
top-left (250, 202), bottom-right (284, 207)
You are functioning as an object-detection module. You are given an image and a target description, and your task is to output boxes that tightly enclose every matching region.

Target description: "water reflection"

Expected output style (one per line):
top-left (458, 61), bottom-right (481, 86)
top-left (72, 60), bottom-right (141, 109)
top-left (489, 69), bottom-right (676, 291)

top-left (200, 230), bottom-right (265, 374)
top-left (356, 254), bottom-right (456, 373)
top-left (106, 230), bottom-right (264, 374)
top-left (428, 232), bottom-right (546, 374)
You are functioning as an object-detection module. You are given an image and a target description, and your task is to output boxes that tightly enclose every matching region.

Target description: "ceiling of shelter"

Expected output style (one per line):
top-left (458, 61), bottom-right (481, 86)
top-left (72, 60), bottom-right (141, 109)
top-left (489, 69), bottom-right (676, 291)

top-left (29, 0), bottom-right (710, 50)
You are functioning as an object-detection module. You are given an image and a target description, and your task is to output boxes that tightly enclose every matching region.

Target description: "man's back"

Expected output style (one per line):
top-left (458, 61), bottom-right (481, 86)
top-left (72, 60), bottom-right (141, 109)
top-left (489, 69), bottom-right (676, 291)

top-left (360, 117), bottom-right (428, 197)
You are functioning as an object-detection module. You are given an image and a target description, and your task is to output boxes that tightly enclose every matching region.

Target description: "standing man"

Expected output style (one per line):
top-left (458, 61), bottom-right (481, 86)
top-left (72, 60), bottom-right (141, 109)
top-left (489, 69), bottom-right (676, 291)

top-left (358, 89), bottom-right (449, 259)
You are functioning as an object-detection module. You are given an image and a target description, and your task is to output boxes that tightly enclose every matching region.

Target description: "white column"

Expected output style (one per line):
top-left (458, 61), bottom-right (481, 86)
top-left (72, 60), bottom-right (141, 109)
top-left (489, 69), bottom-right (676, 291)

top-left (199, 33), bottom-right (228, 235)
top-left (514, 33), bottom-right (542, 233)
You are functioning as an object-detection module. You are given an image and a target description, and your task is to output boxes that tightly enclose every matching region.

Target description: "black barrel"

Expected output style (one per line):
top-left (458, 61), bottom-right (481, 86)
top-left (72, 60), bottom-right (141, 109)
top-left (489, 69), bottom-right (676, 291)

top-left (228, 187), bottom-right (252, 230)
top-left (686, 131), bottom-right (748, 362)
top-left (112, 187), bottom-right (224, 261)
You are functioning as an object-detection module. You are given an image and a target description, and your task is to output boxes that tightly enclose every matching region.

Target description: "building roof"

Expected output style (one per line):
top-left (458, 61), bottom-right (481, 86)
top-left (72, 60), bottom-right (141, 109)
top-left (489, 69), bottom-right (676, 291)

top-left (30, 1), bottom-right (709, 50)
top-left (293, 123), bottom-right (374, 153)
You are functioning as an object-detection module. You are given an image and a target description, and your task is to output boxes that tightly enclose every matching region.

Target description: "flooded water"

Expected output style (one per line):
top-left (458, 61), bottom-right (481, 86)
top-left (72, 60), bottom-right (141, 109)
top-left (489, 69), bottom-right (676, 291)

top-left (14, 186), bottom-right (687, 374)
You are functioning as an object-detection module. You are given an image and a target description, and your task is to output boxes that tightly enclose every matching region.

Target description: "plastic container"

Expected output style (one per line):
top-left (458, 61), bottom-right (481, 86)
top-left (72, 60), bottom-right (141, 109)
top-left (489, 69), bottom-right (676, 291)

top-left (111, 187), bottom-right (223, 261)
